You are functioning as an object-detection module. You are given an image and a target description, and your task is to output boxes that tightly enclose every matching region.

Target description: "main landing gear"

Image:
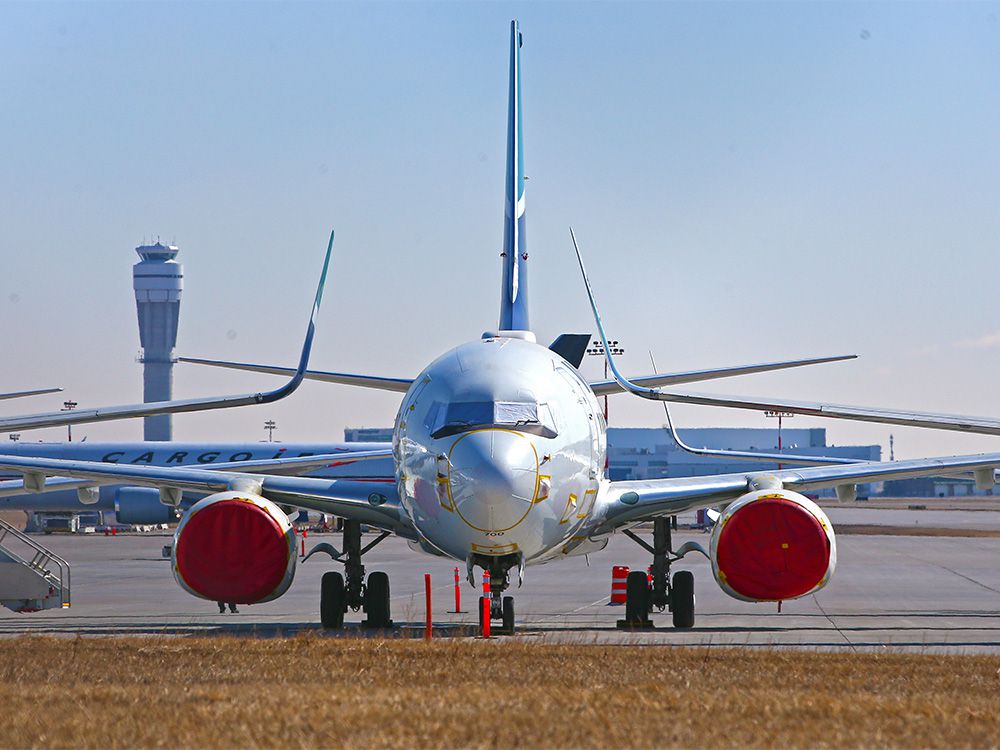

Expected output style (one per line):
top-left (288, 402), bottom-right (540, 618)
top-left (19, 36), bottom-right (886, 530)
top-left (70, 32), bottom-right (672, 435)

top-left (317, 519), bottom-right (393, 630)
top-left (618, 516), bottom-right (697, 630)
top-left (472, 552), bottom-right (520, 635)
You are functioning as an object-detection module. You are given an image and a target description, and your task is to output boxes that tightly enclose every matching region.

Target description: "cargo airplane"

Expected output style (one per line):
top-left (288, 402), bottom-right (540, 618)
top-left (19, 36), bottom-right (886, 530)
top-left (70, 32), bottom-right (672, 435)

top-left (6, 21), bottom-right (1000, 632)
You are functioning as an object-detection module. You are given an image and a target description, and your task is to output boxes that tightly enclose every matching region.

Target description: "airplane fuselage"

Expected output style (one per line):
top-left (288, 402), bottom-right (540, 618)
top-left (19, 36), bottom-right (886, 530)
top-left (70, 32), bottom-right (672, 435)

top-left (394, 333), bottom-right (608, 564)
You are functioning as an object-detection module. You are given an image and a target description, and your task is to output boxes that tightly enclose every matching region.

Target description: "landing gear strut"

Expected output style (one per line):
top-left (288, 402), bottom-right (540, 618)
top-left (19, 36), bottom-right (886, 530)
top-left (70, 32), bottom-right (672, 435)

top-left (318, 520), bottom-right (392, 630)
top-left (472, 553), bottom-right (519, 635)
top-left (618, 516), bottom-right (696, 630)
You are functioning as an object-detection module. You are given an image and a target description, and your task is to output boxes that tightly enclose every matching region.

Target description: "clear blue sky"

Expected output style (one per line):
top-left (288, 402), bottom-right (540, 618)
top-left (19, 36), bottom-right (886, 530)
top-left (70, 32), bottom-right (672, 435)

top-left (1, 1), bottom-right (999, 458)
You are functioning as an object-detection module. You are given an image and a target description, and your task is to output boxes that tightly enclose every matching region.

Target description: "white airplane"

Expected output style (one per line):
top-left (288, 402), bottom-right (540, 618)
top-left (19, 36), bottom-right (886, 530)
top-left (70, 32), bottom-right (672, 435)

top-left (6, 21), bottom-right (1000, 633)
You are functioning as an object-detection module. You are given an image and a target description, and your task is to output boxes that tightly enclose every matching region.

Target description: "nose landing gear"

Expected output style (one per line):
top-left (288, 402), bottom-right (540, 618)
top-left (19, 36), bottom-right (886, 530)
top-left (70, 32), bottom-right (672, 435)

top-left (618, 516), bottom-right (701, 630)
top-left (315, 519), bottom-right (393, 630)
top-left (478, 593), bottom-right (515, 634)
top-left (472, 553), bottom-right (520, 635)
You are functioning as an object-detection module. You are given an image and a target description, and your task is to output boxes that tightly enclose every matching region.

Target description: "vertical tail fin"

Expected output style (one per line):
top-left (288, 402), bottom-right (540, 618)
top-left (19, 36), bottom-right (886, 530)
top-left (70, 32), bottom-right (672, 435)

top-left (499, 20), bottom-right (530, 332)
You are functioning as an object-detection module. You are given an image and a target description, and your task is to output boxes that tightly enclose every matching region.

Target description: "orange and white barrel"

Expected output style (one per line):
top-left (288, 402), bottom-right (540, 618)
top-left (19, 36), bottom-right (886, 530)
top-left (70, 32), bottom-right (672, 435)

top-left (611, 565), bottom-right (629, 604)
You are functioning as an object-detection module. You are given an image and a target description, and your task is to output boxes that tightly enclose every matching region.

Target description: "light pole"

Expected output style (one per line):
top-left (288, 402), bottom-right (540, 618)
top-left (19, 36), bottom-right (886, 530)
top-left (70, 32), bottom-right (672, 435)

top-left (62, 400), bottom-right (78, 442)
top-left (264, 420), bottom-right (277, 442)
top-left (586, 339), bottom-right (625, 422)
top-left (765, 410), bottom-right (794, 469)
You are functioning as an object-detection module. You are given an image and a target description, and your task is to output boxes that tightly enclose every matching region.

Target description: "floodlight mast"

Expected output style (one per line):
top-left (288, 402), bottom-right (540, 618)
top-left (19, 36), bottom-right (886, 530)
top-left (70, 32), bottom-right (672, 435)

top-left (586, 339), bottom-right (625, 421)
top-left (765, 410), bottom-right (794, 469)
top-left (61, 400), bottom-right (77, 441)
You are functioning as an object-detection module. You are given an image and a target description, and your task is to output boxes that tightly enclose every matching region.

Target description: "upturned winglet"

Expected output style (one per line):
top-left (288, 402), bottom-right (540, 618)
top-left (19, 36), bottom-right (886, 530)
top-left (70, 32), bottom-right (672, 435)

top-left (0, 230), bottom-right (336, 433)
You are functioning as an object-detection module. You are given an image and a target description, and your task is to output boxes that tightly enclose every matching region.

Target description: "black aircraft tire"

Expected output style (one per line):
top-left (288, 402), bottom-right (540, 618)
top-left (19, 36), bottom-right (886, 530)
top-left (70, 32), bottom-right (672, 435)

top-left (320, 571), bottom-right (345, 629)
top-left (671, 570), bottom-right (695, 629)
top-left (501, 596), bottom-right (515, 634)
top-left (624, 570), bottom-right (650, 624)
top-left (478, 596), bottom-right (487, 632)
top-left (364, 571), bottom-right (391, 628)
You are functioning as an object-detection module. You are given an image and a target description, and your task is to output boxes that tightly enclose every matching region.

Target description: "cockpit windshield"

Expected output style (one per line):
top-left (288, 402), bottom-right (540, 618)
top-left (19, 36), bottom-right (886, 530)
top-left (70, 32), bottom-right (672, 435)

top-left (427, 400), bottom-right (558, 439)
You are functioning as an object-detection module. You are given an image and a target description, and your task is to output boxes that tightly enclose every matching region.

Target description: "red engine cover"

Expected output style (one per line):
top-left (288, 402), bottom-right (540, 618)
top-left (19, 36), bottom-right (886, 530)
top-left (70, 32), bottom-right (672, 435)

top-left (715, 494), bottom-right (832, 601)
top-left (174, 497), bottom-right (292, 604)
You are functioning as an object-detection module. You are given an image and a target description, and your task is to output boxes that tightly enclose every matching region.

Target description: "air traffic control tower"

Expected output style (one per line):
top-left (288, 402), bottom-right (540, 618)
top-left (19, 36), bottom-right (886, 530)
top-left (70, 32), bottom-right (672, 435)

top-left (133, 241), bottom-right (182, 441)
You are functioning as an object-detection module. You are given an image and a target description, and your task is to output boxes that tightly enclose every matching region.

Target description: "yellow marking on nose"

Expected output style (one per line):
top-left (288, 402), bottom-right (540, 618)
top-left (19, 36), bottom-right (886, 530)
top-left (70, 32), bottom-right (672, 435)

top-left (576, 488), bottom-right (598, 519)
top-left (471, 542), bottom-right (519, 555)
top-left (533, 474), bottom-right (552, 503)
top-left (559, 493), bottom-right (578, 525)
top-left (446, 428), bottom-right (540, 533)
top-left (437, 476), bottom-right (455, 512)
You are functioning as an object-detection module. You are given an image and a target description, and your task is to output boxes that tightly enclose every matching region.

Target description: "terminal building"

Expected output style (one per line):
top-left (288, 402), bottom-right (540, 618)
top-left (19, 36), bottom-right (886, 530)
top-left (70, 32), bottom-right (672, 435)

top-left (883, 476), bottom-right (992, 498)
top-left (344, 427), bottom-right (393, 443)
top-left (607, 427), bottom-right (881, 496)
top-left (606, 427), bottom-right (879, 479)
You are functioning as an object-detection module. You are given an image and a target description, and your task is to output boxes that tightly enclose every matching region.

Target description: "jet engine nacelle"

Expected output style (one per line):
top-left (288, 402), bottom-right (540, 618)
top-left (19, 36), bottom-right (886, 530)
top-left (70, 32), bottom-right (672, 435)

top-left (114, 487), bottom-right (181, 525)
top-left (171, 491), bottom-right (296, 605)
top-left (710, 488), bottom-right (836, 602)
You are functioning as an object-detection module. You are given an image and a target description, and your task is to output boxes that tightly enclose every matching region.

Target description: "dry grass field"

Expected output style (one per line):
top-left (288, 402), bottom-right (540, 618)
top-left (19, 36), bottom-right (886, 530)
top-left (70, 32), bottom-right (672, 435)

top-left (1, 637), bottom-right (999, 748)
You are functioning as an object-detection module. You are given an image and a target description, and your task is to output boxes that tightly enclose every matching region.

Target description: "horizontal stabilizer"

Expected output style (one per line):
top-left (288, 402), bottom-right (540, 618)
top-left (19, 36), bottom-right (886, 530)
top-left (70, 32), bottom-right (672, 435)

top-left (179, 358), bottom-right (413, 393)
top-left (589, 354), bottom-right (856, 396)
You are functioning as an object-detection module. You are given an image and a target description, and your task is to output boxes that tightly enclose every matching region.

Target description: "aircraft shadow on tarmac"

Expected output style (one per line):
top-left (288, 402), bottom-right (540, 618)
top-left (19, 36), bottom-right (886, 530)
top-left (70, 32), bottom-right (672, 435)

top-left (4, 608), bottom-right (1000, 642)
top-left (0, 620), bottom-right (478, 639)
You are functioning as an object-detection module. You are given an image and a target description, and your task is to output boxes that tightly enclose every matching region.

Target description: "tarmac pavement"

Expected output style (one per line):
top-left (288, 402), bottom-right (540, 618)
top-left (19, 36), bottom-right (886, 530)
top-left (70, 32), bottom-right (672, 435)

top-left (3, 510), bottom-right (1000, 652)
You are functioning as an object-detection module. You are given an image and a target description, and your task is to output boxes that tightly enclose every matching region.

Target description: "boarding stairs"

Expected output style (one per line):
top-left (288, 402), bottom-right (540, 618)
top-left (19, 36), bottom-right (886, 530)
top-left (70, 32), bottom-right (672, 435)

top-left (0, 518), bottom-right (70, 612)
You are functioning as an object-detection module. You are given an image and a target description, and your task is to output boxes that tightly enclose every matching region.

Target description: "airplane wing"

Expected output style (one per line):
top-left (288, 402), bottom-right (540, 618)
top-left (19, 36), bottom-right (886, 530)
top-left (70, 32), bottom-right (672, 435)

top-left (589, 354), bottom-right (856, 396)
top-left (597, 451), bottom-right (1000, 532)
top-left (0, 453), bottom-right (410, 535)
top-left (626, 389), bottom-right (1000, 437)
top-left (569, 227), bottom-right (1000, 437)
top-left (0, 231), bottom-right (336, 435)
top-left (0, 388), bottom-right (62, 402)
top-left (0, 475), bottom-right (88, 498)
top-left (178, 357), bottom-right (412, 393)
top-left (0, 448), bottom-right (393, 497)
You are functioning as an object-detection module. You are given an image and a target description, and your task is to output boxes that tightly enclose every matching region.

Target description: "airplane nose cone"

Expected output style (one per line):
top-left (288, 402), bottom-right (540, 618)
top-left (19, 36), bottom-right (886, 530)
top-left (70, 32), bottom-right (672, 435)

top-left (448, 430), bottom-right (539, 533)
